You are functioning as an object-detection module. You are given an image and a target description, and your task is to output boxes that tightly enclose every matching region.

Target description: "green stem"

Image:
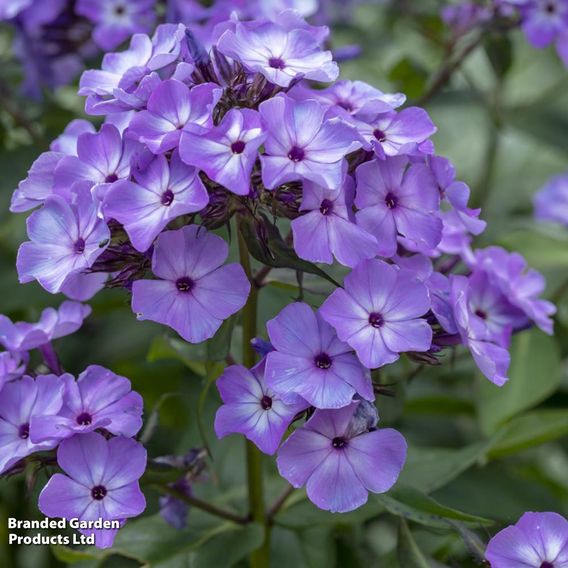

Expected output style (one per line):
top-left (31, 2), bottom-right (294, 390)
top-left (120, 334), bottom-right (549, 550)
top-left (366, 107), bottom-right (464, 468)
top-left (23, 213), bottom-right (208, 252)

top-left (238, 227), bottom-right (270, 568)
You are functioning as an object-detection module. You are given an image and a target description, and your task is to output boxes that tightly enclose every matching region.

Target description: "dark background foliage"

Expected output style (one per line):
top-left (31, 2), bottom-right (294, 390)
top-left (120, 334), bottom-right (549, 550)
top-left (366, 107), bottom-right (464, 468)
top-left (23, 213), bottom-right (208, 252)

top-left (1, 1), bottom-right (568, 566)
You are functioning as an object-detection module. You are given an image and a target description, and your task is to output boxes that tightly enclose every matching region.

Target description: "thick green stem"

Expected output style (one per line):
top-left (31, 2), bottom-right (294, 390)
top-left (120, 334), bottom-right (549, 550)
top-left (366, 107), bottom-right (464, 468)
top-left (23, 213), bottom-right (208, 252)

top-left (238, 228), bottom-right (270, 568)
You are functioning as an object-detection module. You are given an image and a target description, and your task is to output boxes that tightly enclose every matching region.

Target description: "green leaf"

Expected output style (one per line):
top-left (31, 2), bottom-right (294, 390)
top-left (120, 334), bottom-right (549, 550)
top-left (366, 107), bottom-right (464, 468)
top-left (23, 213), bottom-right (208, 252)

top-left (376, 485), bottom-right (493, 529)
top-left (398, 441), bottom-right (493, 493)
top-left (274, 493), bottom-right (384, 529)
top-left (238, 213), bottom-right (340, 288)
top-left (477, 328), bottom-right (561, 435)
top-left (397, 519), bottom-right (432, 568)
top-left (484, 34), bottom-right (513, 80)
top-left (298, 527), bottom-right (336, 568)
top-left (388, 57), bottom-right (429, 99)
top-left (498, 227), bottom-right (568, 271)
top-left (50, 545), bottom-right (98, 563)
top-left (487, 409), bottom-right (568, 459)
top-left (75, 515), bottom-right (263, 568)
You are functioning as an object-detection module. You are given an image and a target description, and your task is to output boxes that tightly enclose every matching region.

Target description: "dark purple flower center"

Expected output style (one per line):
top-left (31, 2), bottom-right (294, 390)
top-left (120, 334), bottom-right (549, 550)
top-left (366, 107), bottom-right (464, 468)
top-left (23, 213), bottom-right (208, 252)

top-left (74, 238), bottom-right (86, 254)
top-left (474, 309), bottom-right (487, 320)
top-left (115, 5), bottom-right (126, 15)
top-left (161, 190), bottom-right (174, 206)
top-left (105, 173), bottom-right (118, 183)
top-left (540, 563), bottom-right (554, 568)
top-left (331, 437), bottom-right (347, 449)
top-left (18, 423), bottom-right (30, 439)
top-left (176, 277), bottom-right (194, 293)
top-left (268, 57), bottom-right (285, 69)
top-left (288, 146), bottom-right (305, 162)
top-left (385, 193), bottom-right (398, 209)
top-left (369, 312), bottom-right (384, 328)
top-left (260, 395), bottom-right (273, 410)
top-left (315, 353), bottom-right (333, 370)
top-left (337, 100), bottom-right (353, 112)
top-left (91, 485), bottom-right (107, 500)
top-left (373, 129), bottom-right (387, 142)
top-left (231, 140), bottom-right (246, 154)
top-left (319, 199), bottom-right (334, 216)
top-left (545, 2), bottom-right (556, 14)
top-left (76, 412), bottom-right (92, 426)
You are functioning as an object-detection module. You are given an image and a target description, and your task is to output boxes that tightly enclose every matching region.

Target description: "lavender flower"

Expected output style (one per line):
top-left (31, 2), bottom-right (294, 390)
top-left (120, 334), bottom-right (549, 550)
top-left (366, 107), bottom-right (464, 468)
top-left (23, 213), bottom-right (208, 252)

top-left (534, 171), bottom-right (568, 226)
top-left (450, 275), bottom-right (510, 386)
top-left (0, 375), bottom-right (64, 475)
top-left (291, 175), bottom-right (379, 268)
top-left (39, 432), bottom-right (146, 549)
top-left (355, 156), bottom-right (442, 258)
top-left (30, 365), bottom-right (143, 443)
top-left (265, 303), bottom-right (374, 409)
top-left (180, 108), bottom-right (265, 196)
top-left (0, 351), bottom-right (28, 391)
top-left (356, 108), bottom-right (437, 159)
top-left (76, 0), bottom-right (156, 51)
top-left (160, 478), bottom-right (192, 529)
top-left (320, 260), bottom-right (432, 369)
top-left (486, 511), bottom-right (568, 567)
top-left (214, 360), bottom-right (308, 454)
top-left (131, 225), bottom-right (250, 343)
top-left (0, 301), bottom-right (91, 352)
top-left (217, 20), bottom-right (338, 87)
top-left (17, 186), bottom-right (110, 294)
top-left (129, 80), bottom-right (221, 154)
top-left (104, 151), bottom-right (208, 252)
top-left (54, 123), bottom-right (139, 201)
top-left (259, 94), bottom-right (362, 190)
top-left (277, 402), bottom-right (407, 513)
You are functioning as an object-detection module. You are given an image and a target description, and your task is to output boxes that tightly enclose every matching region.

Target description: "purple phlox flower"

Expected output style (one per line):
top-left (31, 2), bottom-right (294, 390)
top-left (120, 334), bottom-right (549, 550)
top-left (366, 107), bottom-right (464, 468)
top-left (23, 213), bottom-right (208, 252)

top-left (259, 94), bottom-right (362, 190)
top-left (129, 80), bottom-right (221, 154)
top-left (79, 25), bottom-right (186, 114)
top-left (11, 151), bottom-right (66, 213)
top-left (217, 19), bottom-right (338, 87)
top-left (160, 478), bottom-right (192, 529)
top-left (355, 107), bottom-right (437, 159)
top-left (320, 259), bottom-right (433, 369)
top-left (426, 272), bottom-right (459, 336)
top-left (10, 120), bottom-right (96, 213)
top-left (59, 271), bottom-right (109, 302)
top-left (179, 108), bottom-right (265, 196)
top-left (393, 253), bottom-right (433, 280)
top-left (450, 275), bottom-right (510, 386)
top-left (0, 301), bottom-right (91, 352)
top-left (320, 260), bottom-right (432, 369)
top-left (76, 0), bottom-right (156, 51)
top-left (441, 3), bottom-right (492, 36)
top-left (51, 119), bottom-right (96, 155)
top-left (255, 0), bottom-right (319, 20)
top-left (486, 511), bottom-right (568, 567)
top-left (473, 246), bottom-right (556, 335)
top-left (214, 359), bottom-right (308, 454)
top-left (131, 225), bottom-right (250, 343)
top-left (534, 171), bottom-right (568, 226)
top-left (54, 123), bottom-right (139, 202)
top-left (291, 80), bottom-right (406, 121)
top-left (265, 302), bottom-right (374, 409)
top-left (277, 401), bottom-right (407, 513)
top-left (291, 174), bottom-right (379, 268)
top-left (251, 337), bottom-right (275, 357)
top-left (0, 0), bottom-right (32, 19)
top-left (466, 271), bottom-right (527, 347)
top-left (30, 365), bottom-right (143, 443)
top-left (38, 432), bottom-right (146, 549)
top-left (0, 351), bottom-right (28, 391)
top-left (104, 150), bottom-right (208, 252)
top-left (355, 156), bottom-right (442, 258)
top-left (520, 0), bottom-right (568, 48)
top-left (430, 156), bottom-right (486, 246)
top-left (0, 375), bottom-right (64, 474)
top-left (17, 185), bottom-right (111, 294)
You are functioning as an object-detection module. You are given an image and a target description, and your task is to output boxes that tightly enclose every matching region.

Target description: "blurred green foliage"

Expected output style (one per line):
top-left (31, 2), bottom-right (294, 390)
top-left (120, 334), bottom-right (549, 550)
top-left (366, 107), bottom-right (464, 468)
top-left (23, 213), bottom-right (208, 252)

top-left (1, 1), bottom-right (568, 566)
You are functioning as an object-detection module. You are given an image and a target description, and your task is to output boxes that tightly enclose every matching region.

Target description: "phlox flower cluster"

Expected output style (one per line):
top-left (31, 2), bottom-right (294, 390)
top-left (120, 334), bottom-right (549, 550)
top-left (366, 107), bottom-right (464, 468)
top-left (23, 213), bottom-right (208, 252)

top-left (6, 4), bottom-right (556, 540)
top-left (0, 305), bottom-right (145, 548)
